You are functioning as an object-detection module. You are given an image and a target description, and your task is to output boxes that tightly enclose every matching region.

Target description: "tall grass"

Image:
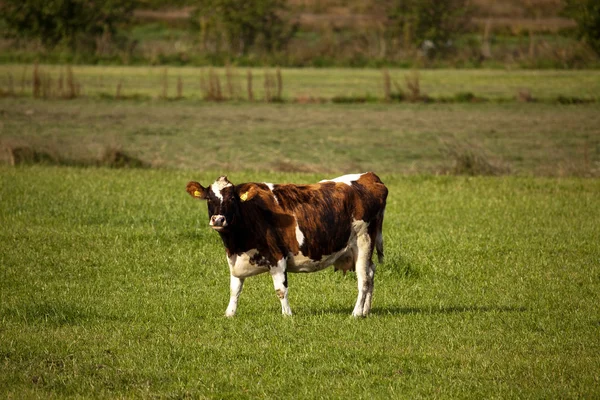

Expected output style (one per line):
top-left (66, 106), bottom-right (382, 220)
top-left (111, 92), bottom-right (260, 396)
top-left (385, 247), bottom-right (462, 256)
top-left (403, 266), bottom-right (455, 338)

top-left (160, 68), bottom-right (168, 99)
top-left (200, 68), bottom-right (224, 101)
top-left (3, 144), bottom-right (148, 168)
top-left (176, 76), bottom-right (183, 99)
top-left (276, 67), bottom-right (283, 100)
top-left (264, 70), bottom-right (275, 102)
top-left (32, 63), bottom-right (41, 98)
top-left (1, 72), bottom-right (15, 97)
top-left (405, 70), bottom-right (423, 102)
top-left (224, 64), bottom-right (239, 100)
top-left (382, 68), bottom-right (391, 102)
top-left (1, 65), bottom-right (598, 104)
top-left (29, 64), bottom-right (81, 99)
top-left (440, 140), bottom-right (511, 176)
top-left (116, 80), bottom-right (123, 100)
top-left (246, 69), bottom-right (254, 101)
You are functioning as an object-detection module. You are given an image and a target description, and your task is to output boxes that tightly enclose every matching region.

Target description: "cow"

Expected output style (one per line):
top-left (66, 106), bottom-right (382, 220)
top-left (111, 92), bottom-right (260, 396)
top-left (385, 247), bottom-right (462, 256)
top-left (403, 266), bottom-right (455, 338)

top-left (185, 172), bottom-right (388, 317)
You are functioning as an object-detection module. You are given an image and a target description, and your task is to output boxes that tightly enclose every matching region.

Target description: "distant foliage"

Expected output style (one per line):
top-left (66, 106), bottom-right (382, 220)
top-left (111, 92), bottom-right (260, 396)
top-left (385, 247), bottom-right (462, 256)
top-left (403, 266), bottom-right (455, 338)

top-left (387, 0), bottom-right (472, 56)
top-left (190, 0), bottom-right (298, 55)
top-left (564, 0), bottom-right (600, 55)
top-left (0, 0), bottom-right (137, 50)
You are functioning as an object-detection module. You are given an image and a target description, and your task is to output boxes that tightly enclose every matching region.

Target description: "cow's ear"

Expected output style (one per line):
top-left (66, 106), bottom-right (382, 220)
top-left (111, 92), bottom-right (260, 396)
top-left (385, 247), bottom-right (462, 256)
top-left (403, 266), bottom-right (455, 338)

top-left (186, 181), bottom-right (207, 200)
top-left (237, 185), bottom-right (258, 203)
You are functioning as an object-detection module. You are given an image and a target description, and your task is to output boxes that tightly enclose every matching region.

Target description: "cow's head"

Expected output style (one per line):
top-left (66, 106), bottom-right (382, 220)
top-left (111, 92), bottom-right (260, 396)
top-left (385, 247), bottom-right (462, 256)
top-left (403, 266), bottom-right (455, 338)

top-left (186, 176), bottom-right (238, 232)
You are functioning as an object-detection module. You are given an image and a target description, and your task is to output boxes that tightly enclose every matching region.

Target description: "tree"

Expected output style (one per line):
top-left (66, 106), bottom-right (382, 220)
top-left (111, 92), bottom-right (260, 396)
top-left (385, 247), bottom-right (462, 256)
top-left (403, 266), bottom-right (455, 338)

top-left (387, 0), bottom-right (472, 56)
top-left (191, 0), bottom-right (297, 55)
top-left (564, 0), bottom-right (600, 55)
top-left (0, 0), bottom-right (137, 50)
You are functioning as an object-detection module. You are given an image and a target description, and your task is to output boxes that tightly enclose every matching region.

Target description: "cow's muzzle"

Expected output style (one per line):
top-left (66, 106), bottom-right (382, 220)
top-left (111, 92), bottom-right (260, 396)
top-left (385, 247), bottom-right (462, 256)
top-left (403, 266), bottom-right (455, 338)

top-left (210, 215), bottom-right (227, 231)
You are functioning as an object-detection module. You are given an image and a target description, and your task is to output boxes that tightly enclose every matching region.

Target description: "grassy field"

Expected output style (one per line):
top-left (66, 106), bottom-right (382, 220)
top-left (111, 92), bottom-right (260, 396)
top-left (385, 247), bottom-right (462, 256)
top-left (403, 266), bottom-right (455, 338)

top-left (2, 65), bottom-right (600, 101)
top-left (1, 97), bottom-right (599, 176)
top-left (1, 65), bottom-right (599, 397)
top-left (1, 167), bottom-right (599, 398)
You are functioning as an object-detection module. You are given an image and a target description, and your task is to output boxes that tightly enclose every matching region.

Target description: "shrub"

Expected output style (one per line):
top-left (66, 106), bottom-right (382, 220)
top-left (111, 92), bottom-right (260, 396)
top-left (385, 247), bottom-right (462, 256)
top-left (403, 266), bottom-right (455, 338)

top-left (387, 0), bottom-right (473, 57)
top-left (100, 146), bottom-right (148, 168)
top-left (441, 140), bottom-right (510, 176)
top-left (190, 0), bottom-right (298, 55)
top-left (563, 0), bottom-right (600, 55)
top-left (6, 146), bottom-right (60, 166)
top-left (0, 0), bottom-right (137, 51)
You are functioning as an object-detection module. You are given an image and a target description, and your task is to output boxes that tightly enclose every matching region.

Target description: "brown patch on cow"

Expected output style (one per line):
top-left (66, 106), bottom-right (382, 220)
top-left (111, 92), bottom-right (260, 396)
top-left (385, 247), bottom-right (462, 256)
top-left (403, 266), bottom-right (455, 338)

top-left (250, 251), bottom-right (271, 268)
top-left (270, 182), bottom-right (353, 260)
top-left (276, 289), bottom-right (285, 299)
top-left (186, 181), bottom-right (207, 199)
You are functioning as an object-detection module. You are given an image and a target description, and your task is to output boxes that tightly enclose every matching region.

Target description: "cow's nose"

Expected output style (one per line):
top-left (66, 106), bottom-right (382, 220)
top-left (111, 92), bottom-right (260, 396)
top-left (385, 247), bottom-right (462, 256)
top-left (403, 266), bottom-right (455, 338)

top-left (210, 215), bottom-right (226, 227)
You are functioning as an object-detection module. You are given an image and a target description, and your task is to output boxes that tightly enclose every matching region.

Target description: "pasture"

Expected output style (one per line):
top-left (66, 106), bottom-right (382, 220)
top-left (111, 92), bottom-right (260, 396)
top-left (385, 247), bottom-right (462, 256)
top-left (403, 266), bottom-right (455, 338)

top-left (1, 66), bottom-right (599, 397)
top-left (1, 167), bottom-right (599, 398)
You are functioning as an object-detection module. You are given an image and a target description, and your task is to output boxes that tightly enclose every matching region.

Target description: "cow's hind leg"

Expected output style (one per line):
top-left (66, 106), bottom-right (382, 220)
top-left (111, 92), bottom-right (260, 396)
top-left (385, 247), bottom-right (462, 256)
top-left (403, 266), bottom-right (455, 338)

top-left (225, 275), bottom-right (244, 317)
top-left (352, 227), bottom-right (373, 318)
top-left (363, 262), bottom-right (375, 315)
top-left (270, 258), bottom-right (292, 316)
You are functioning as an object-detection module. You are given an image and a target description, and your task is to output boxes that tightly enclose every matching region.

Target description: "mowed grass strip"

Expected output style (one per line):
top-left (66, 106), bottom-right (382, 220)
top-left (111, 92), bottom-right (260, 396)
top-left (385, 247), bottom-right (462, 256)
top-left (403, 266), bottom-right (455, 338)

top-left (1, 167), bottom-right (599, 398)
top-left (1, 65), bottom-right (600, 101)
top-left (1, 98), bottom-right (599, 176)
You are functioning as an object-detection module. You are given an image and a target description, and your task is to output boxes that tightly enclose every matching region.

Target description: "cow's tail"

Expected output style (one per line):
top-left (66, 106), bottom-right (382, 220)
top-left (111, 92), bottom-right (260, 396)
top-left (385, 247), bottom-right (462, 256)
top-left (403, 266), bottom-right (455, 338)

top-left (375, 210), bottom-right (385, 264)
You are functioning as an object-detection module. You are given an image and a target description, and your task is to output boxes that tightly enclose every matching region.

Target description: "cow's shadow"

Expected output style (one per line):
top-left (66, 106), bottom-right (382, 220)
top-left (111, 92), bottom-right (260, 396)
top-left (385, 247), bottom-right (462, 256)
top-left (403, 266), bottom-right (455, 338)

top-left (371, 304), bottom-right (527, 316)
top-left (304, 304), bottom-right (527, 316)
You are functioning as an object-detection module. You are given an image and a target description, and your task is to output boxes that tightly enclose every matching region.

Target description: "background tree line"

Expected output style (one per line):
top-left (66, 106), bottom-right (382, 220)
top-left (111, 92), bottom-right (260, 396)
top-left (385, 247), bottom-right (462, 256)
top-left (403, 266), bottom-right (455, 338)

top-left (1, 0), bottom-right (599, 65)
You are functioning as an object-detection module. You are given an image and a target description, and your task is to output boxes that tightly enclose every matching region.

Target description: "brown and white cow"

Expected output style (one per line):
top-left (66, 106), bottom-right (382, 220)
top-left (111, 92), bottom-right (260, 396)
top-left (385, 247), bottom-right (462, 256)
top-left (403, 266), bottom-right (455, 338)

top-left (186, 172), bottom-right (388, 317)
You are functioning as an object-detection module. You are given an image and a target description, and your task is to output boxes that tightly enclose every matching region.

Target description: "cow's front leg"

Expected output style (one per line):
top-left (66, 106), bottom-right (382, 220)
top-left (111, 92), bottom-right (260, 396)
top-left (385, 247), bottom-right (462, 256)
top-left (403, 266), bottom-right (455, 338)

top-left (270, 258), bottom-right (292, 316)
top-left (225, 274), bottom-right (244, 317)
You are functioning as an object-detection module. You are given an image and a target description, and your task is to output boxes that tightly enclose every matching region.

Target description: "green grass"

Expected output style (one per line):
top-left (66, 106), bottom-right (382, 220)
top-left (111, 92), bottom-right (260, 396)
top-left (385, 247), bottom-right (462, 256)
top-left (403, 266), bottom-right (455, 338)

top-left (1, 167), bottom-right (599, 398)
top-left (1, 65), bottom-right (600, 101)
top-left (1, 97), bottom-right (599, 176)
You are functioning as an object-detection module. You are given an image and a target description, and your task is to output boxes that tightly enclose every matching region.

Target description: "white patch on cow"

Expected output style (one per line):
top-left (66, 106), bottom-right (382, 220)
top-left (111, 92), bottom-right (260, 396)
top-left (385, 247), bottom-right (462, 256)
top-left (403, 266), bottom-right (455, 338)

top-left (288, 249), bottom-right (345, 273)
top-left (294, 217), bottom-right (305, 247)
top-left (211, 176), bottom-right (232, 202)
top-left (227, 249), bottom-right (270, 278)
top-left (320, 173), bottom-right (365, 186)
top-left (264, 182), bottom-right (279, 204)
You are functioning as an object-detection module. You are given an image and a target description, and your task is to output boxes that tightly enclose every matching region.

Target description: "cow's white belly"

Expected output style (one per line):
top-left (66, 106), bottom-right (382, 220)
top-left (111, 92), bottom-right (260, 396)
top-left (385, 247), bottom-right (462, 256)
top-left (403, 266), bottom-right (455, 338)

top-left (227, 247), bottom-right (352, 276)
top-left (287, 247), bottom-right (352, 273)
top-left (228, 250), bottom-right (269, 278)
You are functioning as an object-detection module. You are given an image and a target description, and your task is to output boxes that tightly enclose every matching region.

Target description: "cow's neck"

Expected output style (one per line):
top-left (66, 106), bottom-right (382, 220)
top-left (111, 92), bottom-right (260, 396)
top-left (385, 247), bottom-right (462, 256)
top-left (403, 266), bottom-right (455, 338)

top-left (217, 212), bottom-right (258, 255)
